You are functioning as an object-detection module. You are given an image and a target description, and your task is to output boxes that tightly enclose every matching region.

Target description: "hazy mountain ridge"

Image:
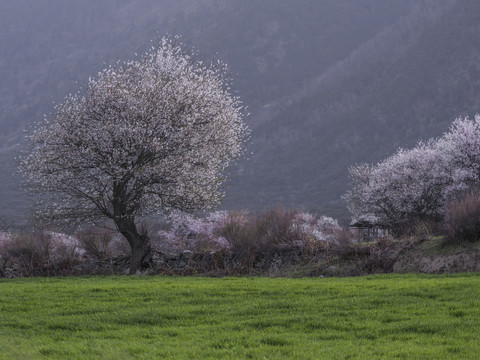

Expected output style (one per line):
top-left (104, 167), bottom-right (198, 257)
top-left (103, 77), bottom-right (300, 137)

top-left (3, 0), bottom-right (480, 225)
top-left (225, 1), bottom-right (480, 217)
top-left (0, 0), bottom-right (414, 150)
top-left (224, 0), bottom-right (465, 219)
top-left (254, 0), bottom-right (455, 128)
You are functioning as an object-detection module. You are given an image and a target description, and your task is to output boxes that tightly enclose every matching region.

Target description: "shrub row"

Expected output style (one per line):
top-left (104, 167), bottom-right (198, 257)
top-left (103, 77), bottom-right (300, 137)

top-left (1, 208), bottom-right (354, 277)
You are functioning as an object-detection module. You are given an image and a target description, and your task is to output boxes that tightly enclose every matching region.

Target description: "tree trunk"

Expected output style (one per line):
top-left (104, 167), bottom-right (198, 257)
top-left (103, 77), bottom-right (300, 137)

top-left (114, 219), bottom-right (151, 274)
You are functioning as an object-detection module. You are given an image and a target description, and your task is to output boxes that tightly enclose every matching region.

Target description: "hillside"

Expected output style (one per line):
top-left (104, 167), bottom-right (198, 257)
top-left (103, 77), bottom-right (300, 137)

top-left (224, 0), bottom-right (480, 221)
top-left (5, 0), bottom-right (480, 225)
top-left (0, 0), bottom-right (414, 150)
top-left (0, 0), bottom-right (414, 224)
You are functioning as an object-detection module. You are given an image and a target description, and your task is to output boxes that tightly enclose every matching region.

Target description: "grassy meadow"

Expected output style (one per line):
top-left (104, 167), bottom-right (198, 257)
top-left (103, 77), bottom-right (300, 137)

top-left (0, 274), bottom-right (479, 359)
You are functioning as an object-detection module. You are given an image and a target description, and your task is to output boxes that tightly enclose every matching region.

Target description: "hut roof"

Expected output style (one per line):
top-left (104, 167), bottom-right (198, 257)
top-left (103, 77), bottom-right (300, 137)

top-left (350, 215), bottom-right (389, 228)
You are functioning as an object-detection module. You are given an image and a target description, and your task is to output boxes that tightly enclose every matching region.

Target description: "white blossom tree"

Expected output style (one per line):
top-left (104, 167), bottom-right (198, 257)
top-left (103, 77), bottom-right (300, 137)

top-left (20, 38), bottom-right (248, 273)
top-left (345, 115), bottom-right (480, 234)
top-left (345, 141), bottom-right (452, 232)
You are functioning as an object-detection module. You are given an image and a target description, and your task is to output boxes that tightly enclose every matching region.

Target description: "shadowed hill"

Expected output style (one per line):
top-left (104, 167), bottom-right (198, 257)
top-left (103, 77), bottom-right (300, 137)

top-left (5, 0), bottom-right (480, 225)
top-left (224, 0), bottom-right (480, 221)
top-left (0, 0), bottom-right (414, 224)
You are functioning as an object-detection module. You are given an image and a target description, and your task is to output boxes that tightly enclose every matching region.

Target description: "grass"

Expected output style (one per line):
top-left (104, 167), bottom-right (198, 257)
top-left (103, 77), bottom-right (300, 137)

top-left (0, 274), bottom-right (479, 359)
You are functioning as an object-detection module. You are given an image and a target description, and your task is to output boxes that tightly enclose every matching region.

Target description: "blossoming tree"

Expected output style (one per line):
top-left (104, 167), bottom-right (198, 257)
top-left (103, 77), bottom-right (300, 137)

top-left (20, 38), bottom-right (248, 273)
top-left (345, 141), bottom-right (451, 232)
top-left (345, 115), bottom-right (480, 234)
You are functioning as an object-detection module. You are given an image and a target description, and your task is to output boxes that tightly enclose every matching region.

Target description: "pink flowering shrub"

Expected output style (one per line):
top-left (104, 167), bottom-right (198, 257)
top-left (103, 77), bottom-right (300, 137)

top-left (43, 231), bottom-right (85, 262)
top-left (154, 208), bottom-right (342, 255)
top-left (0, 231), bottom-right (12, 247)
top-left (293, 212), bottom-right (341, 242)
top-left (76, 227), bottom-right (129, 259)
top-left (1, 231), bottom-right (84, 262)
top-left (0, 231), bottom-right (84, 276)
top-left (154, 211), bottom-right (230, 253)
top-left (221, 208), bottom-right (298, 256)
top-left (219, 208), bottom-right (344, 266)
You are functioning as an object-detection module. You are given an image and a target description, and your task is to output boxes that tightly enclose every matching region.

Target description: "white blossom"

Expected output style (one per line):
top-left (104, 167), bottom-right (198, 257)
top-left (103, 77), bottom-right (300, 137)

top-left (437, 115), bottom-right (480, 191)
top-left (345, 140), bottom-right (451, 228)
top-left (292, 212), bottom-right (341, 242)
top-left (155, 210), bottom-right (230, 252)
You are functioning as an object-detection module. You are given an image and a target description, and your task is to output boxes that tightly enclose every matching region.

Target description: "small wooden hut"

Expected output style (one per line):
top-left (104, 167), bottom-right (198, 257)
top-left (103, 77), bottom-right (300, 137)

top-left (349, 218), bottom-right (390, 242)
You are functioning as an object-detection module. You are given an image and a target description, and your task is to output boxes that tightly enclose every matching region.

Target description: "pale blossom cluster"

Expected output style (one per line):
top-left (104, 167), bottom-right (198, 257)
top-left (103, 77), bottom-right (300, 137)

top-left (345, 115), bottom-right (480, 229)
top-left (155, 210), bottom-right (342, 253)
top-left (437, 116), bottom-right (480, 189)
top-left (0, 231), bottom-right (12, 248)
top-left (292, 212), bottom-right (341, 242)
top-left (155, 211), bottom-right (230, 252)
top-left (0, 230), bottom-right (86, 266)
top-left (45, 231), bottom-right (86, 259)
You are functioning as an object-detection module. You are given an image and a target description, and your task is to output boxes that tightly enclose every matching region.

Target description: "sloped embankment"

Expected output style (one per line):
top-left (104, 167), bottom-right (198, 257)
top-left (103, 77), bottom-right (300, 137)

top-left (392, 237), bottom-right (480, 274)
top-left (1, 236), bottom-right (479, 278)
top-left (71, 237), bottom-right (480, 277)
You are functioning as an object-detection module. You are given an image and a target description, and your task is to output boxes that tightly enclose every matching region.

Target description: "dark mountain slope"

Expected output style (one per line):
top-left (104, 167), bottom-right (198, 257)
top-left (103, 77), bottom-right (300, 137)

top-left (0, 0), bottom-right (414, 224)
top-left (0, 0), bottom-right (413, 149)
top-left (224, 0), bottom-right (480, 221)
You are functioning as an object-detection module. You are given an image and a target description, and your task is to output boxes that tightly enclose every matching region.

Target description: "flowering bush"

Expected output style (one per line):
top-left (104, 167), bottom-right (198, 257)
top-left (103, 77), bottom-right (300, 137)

top-left (155, 211), bottom-right (230, 252)
top-left (75, 227), bottom-right (129, 259)
top-left (155, 208), bottom-right (342, 256)
top-left (0, 231), bottom-right (84, 276)
top-left (293, 212), bottom-right (341, 242)
top-left (0, 231), bottom-right (11, 247)
top-left (43, 231), bottom-right (85, 261)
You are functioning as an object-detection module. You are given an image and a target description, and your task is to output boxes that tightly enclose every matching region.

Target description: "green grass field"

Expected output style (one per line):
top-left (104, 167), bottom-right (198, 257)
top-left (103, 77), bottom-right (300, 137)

top-left (0, 274), bottom-right (479, 359)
